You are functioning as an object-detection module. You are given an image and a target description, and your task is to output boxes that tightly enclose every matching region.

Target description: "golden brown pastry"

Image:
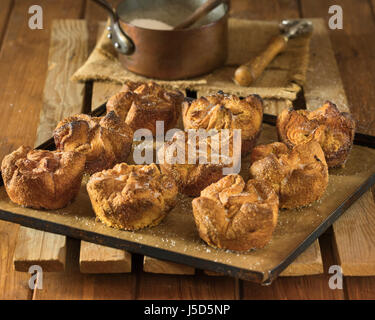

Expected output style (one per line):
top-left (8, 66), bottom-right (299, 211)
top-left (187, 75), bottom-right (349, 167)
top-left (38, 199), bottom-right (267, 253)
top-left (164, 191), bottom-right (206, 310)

top-left (86, 163), bottom-right (178, 231)
top-left (106, 81), bottom-right (184, 135)
top-left (1, 146), bottom-right (85, 209)
top-left (158, 130), bottom-right (240, 197)
top-left (277, 101), bottom-right (355, 167)
top-left (192, 174), bottom-right (279, 251)
top-left (53, 111), bottom-right (133, 174)
top-left (182, 92), bottom-right (263, 154)
top-left (249, 141), bottom-right (329, 209)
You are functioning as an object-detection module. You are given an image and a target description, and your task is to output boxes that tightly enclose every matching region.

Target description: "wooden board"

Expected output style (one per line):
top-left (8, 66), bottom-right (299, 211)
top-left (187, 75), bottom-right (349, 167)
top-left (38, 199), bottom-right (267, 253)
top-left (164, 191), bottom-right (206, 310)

top-left (79, 241), bottom-right (131, 274)
top-left (303, 18), bottom-right (349, 112)
top-left (14, 227), bottom-right (66, 272)
top-left (301, 18), bottom-right (375, 276)
top-left (280, 241), bottom-right (323, 276)
top-left (35, 19), bottom-right (88, 145)
top-left (33, 238), bottom-right (137, 300)
top-left (0, 0), bottom-right (86, 299)
top-left (301, 0), bottom-right (375, 137)
top-left (143, 256), bottom-right (195, 275)
top-left (13, 19), bottom-right (88, 273)
top-left (332, 191), bottom-right (375, 276)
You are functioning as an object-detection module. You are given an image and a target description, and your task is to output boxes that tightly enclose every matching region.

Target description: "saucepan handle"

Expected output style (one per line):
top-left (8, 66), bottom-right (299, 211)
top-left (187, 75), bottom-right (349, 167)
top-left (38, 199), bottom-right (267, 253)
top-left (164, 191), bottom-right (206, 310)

top-left (91, 0), bottom-right (134, 55)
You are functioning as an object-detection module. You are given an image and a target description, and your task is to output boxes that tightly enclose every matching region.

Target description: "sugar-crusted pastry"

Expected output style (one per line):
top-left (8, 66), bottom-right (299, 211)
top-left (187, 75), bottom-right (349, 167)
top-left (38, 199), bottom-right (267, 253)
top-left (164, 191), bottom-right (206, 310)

top-left (182, 92), bottom-right (263, 154)
top-left (53, 111), bottom-right (133, 174)
top-left (158, 130), bottom-right (240, 197)
top-left (249, 141), bottom-right (329, 209)
top-left (277, 101), bottom-right (355, 167)
top-left (86, 163), bottom-right (178, 230)
top-left (106, 81), bottom-right (184, 135)
top-left (192, 174), bottom-right (279, 251)
top-left (1, 146), bottom-right (85, 209)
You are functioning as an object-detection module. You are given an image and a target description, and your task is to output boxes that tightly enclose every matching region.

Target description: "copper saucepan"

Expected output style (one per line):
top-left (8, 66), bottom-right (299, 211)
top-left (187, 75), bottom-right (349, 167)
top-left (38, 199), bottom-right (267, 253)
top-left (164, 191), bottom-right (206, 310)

top-left (92, 0), bottom-right (229, 80)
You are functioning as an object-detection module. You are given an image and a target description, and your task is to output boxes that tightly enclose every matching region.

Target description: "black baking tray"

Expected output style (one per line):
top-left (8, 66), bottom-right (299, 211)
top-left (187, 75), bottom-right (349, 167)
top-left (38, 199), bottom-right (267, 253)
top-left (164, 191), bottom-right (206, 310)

top-left (0, 101), bottom-right (374, 284)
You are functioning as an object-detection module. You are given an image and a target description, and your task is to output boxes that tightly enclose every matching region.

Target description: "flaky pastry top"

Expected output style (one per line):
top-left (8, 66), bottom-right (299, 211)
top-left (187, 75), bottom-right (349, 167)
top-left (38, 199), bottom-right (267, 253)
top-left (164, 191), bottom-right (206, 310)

top-left (182, 92), bottom-right (263, 141)
top-left (53, 111), bottom-right (133, 174)
top-left (250, 141), bottom-right (329, 208)
top-left (106, 81), bottom-right (184, 134)
top-left (192, 174), bottom-right (279, 251)
top-left (277, 102), bottom-right (355, 167)
top-left (1, 146), bottom-right (84, 183)
top-left (87, 163), bottom-right (177, 211)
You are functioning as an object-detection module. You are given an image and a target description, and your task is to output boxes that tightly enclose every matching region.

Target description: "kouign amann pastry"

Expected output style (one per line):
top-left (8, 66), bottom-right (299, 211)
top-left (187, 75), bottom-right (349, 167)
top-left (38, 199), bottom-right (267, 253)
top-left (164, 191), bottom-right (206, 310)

top-left (158, 130), bottom-right (240, 197)
top-left (1, 146), bottom-right (85, 209)
top-left (53, 111), bottom-right (133, 174)
top-left (106, 81), bottom-right (184, 135)
top-left (249, 141), bottom-right (329, 209)
top-left (192, 174), bottom-right (279, 251)
top-left (182, 92), bottom-right (263, 154)
top-left (277, 101), bottom-right (355, 167)
top-left (86, 163), bottom-right (178, 230)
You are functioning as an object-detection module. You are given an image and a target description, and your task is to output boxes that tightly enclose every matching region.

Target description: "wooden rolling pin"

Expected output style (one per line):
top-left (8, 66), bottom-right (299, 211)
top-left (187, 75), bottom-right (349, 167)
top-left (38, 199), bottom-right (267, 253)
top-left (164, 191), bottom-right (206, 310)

top-left (234, 19), bottom-right (313, 87)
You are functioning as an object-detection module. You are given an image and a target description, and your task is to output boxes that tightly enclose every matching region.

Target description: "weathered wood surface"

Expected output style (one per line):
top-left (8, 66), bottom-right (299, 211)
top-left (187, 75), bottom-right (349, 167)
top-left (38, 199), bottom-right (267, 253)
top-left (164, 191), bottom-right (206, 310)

top-left (280, 241), bottom-right (323, 276)
top-left (0, 0), bottom-right (86, 300)
top-left (80, 241), bottom-right (132, 274)
top-left (333, 191), bottom-right (375, 276)
top-left (299, 7), bottom-right (375, 277)
top-left (301, 0), bottom-right (375, 136)
top-left (303, 19), bottom-right (349, 112)
top-left (14, 227), bottom-right (66, 272)
top-left (33, 238), bottom-right (137, 300)
top-left (143, 256), bottom-right (195, 275)
top-left (35, 19), bottom-right (88, 145)
top-left (13, 19), bottom-right (89, 273)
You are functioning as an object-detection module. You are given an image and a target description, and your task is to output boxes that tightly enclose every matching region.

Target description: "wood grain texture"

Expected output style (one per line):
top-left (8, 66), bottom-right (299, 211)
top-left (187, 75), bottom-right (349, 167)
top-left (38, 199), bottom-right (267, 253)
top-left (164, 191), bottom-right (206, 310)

top-left (301, 0), bottom-right (375, 135)
top-left (0, 222), bottom-right (32, 299)
top-left (0, 0), bottom-right (32, 300)
top-left (230, 0), bottom-right (299, 21)
top-left (136, 272), bottom-right (239, 299)
top-left (80, 241), bottom-right (131, 274)
top-left (332, 192), bottom-right (375, 276)
top-left (0, 0), bottom-right (85, 159)
top-left (242, 230), bottom-right (344, 299)
top-left (300, 7), bottom-right (375, 277)
top-left (33, 238), bottom-right (136, 300)
top-left (344, 277), bottom-right (375, 300)
top-left (14, 227), bottom-right (66, 272)
top-left (35, 19), bottom-right (88, 145)
top-left (303, 19), bottom-right (349, 112)
top-left (280, 241), bottom-right (323, 276)
top-left (0, 0), bottom-right (85, 300)
top-left (0, 0), bottom-right (12, 47)
top-left (13, 19), bottom-right (89, 276)
top-left (143, 256), bottom-right (195, 275)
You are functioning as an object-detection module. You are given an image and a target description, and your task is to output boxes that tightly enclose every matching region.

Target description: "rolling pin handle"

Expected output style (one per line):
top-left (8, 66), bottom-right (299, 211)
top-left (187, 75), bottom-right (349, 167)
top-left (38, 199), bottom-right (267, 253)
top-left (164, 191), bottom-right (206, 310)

top-left (234, 34), bottom-right (288, 86)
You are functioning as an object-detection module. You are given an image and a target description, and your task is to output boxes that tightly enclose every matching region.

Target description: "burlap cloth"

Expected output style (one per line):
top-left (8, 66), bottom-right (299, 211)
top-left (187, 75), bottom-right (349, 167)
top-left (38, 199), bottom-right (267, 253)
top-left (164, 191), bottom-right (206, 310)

top-left (72, 18), bottom-right (311, 106)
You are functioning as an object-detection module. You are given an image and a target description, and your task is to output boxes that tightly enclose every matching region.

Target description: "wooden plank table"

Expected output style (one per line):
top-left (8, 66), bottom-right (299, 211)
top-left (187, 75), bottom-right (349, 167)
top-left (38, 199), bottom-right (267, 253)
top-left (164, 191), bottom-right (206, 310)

top-left (0, 0), bottom-right (374, 299)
